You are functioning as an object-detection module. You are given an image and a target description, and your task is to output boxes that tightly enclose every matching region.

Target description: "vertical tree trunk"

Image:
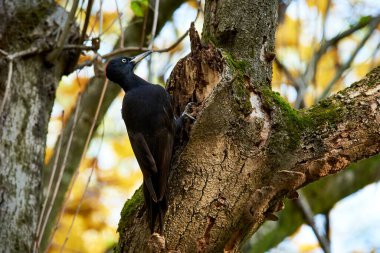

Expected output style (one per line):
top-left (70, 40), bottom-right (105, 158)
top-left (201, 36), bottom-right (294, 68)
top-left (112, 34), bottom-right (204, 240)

top-left (0, 1), bottom-right (79, 252)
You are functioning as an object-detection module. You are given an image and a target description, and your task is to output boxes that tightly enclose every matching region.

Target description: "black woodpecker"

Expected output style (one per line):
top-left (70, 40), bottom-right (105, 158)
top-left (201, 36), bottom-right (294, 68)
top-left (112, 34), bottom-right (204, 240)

top-left (105, 51), bottom-right (189, 234)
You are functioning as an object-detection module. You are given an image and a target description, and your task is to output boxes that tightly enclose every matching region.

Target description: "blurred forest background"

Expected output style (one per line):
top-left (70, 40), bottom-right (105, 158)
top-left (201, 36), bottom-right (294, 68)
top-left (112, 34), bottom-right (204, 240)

top-left (42, 0), bottom-right (380, 252)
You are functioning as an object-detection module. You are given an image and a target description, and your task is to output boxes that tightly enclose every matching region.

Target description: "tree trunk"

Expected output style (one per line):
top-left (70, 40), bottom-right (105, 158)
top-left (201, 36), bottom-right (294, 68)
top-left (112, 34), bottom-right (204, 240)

top-left (0, 1), bottom-right (79, 252)
top-left (116, 1), bottom-right (380, 252)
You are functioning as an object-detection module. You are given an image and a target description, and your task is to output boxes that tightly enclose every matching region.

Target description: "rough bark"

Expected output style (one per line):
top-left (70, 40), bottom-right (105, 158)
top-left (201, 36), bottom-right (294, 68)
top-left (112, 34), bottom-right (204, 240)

top-left (245, 154), bottom-right (380, 253)
top-left (116, 1), bottom-right (380, 252)
top-left (0, 1), bottom-right (79, 252)
top-left (40, 0), bottom-right (187, 250)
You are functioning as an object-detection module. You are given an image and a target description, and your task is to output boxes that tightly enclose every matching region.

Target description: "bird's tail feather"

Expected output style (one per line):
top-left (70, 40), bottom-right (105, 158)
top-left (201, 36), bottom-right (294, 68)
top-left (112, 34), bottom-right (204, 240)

top-left (144, 185), bottom-right (168, 234)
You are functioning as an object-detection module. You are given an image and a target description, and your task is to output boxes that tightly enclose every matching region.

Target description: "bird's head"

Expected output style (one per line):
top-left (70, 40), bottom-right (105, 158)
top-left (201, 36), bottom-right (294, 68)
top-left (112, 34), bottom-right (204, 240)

top-left (105, 51), bottom-right (152, 84)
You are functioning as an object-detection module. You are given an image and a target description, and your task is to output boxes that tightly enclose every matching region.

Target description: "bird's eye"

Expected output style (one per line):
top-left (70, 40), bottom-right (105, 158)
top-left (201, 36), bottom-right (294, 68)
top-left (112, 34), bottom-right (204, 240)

top-left (122, 59), bottom-right (127, 63)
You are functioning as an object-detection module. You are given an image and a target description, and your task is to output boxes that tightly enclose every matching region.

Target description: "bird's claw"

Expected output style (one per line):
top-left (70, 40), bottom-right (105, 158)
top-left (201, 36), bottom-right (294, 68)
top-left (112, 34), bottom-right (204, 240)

top-left (181, 102), bottom-right (196, 121)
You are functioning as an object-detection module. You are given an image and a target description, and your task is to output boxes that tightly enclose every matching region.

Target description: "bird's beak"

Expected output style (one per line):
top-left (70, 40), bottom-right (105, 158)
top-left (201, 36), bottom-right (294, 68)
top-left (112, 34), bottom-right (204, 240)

top-left (130, 51), bottom-right (152, 66)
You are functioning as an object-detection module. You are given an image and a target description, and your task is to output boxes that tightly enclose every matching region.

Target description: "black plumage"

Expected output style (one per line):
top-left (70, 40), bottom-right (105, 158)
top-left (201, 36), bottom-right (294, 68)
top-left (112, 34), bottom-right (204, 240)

top-left (105, 51), bottom-right (175, 233)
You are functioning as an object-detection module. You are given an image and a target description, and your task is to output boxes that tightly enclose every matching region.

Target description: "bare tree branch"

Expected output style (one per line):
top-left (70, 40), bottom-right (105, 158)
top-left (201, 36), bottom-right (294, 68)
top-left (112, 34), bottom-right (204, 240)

top-left (318, 16), bottom-right (380, 100)
top-left (303, 14), bottom-right (380, 86)
top-left (245, 154), bottom-right (380, 252)
top-left (295, 193), bottom-right (331, 253)
top-left (79, 0), bottom-right (94, 44)
top-left (46, 0), bottom-right (80, 62)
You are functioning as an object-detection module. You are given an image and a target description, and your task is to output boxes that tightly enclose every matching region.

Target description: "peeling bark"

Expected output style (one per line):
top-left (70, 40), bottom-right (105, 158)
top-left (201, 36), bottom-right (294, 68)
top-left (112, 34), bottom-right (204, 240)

top-left (116, 1), bottom-right (380, 252)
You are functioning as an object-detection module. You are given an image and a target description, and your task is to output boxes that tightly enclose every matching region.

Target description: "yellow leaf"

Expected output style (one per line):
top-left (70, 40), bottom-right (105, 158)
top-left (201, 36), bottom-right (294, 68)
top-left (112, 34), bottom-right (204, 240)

top-left (298, 242), bottom-right (320, 252)
top-left (111, 136), bottom-right (135, 158)
top-left (306, 0), bottom-right (331, 16)
top-left (45, 147), bottom-right (53, 165)
top-left (276, 15), bottom-right (300, 47)
top-left (187, 0), bottom-right (199, 9)
top-left (315, 49), bottom-right (337, 90)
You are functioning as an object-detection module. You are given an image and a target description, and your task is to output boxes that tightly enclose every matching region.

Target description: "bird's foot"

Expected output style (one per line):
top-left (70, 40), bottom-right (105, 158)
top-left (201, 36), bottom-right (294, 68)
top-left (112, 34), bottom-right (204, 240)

top-left (181, 102), bottom-right (197, 121)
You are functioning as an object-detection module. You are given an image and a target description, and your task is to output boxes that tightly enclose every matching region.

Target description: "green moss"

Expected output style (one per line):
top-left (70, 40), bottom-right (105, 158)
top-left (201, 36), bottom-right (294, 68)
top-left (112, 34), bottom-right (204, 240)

top-left (221, 51), bottom-right (252, 115)
top-left (201, 31), bottom-right (218, 47)
top-left (232, 78), bottom-right (253, 116)
top-left (117, 187), bottom-right (143, 234)
top-left (261, 88), bottom-right (344, 155)
top-left (222, 51), bottom-right (248, 73)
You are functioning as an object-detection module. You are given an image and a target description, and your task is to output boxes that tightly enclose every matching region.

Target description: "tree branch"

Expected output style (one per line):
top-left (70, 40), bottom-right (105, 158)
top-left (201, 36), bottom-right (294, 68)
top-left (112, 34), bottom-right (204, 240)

top-left (303, 13), bottom-right (380, 85)
top-left (46, 0), bottom-right (80, 62)
top-left (245, 154), bottom-right (380, 252)
top-left (295, 193), bottom-right (330, 253)
top-left (318, 15), bottom-right (380, 100)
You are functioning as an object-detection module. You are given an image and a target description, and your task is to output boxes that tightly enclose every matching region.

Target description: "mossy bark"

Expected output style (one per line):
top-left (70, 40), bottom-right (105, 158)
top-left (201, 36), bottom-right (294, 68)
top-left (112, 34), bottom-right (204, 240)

top-left (0, 1), bottom-right (79, 252)
top-left (116, 1), bottom-right (380, 252)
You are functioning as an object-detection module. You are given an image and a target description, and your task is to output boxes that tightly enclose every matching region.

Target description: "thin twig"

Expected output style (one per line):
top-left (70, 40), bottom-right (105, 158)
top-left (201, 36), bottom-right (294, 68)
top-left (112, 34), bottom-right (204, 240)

top-left (60, 121), bottom-right (105, 253)
top-left (48, 79), bottom-right (109, 252)
top-left (102, 0), bottom-right (202, 60)
top-left (79, 0), bottom-right (94, 44)
top-left (0, 60), bottom-right (13, 116)
top-left (295, 192), bottom-right (331, 253)
top-left (154, 31), bottom-right (189, 53)
top-left (34, 111), bottom-right (65, 253)
top-left (0, 48), bottom-right (8, 56)
top-left (147, 0), bottom-right (160, 82)
top-left (140, 9), bottom-right (149, 47)
top-left (370, 42), bottom-right (380, 70)
top-left (149, 0), bottom-right (160, 50)
top-left (99, 0), bottom-right (103, 37)
top-left (36, 93), bottom-right (82, 252)
top-left (303, 14), bottom-right (380, 85)
top-left (47, 0), bottom-right (80, 62)
top-left (63, 44), bottom-right (98, 50)
top-left (321, 0), bottom-right (331, 44)
top-left (102, 46), bottom-right (148, 59)
top-left (318, 16), bottom-right (380, 100)
top-left (7, 47), bottom-right (40, 60)
top-left (325, 211), bottom-right (330, 243)
top-left (73, 59), bottom-right (94, 71)
top-left (114, 0), bottom-right (124, 48)
top-left (274, 58), bottom-right (303, 90)
top-left (102, 30), bottom-right (188, 59)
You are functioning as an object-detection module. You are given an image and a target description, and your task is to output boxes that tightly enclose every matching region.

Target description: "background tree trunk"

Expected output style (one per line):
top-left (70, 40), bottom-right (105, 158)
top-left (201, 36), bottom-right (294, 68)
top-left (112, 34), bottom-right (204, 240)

top-left (0, 1), bottom-right (79, 252)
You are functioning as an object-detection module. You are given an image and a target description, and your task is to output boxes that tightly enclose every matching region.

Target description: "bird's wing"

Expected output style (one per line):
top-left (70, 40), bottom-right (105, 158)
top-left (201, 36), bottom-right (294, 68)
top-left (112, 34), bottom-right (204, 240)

top-left (128, 131), bottom-right (158, 202)
top-left (152, 126), bottom-right (174, 201)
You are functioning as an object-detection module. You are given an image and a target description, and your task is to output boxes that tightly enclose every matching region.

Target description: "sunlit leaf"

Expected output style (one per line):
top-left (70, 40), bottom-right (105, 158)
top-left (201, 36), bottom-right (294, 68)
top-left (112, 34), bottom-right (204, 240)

top-left (45, 147), bottom-right (54, 164)
top-left (130, 0), bottom-right (149, 17)
top-left (187, 0), bottom-right (199, 9)
top-left (112, 136), bottom-right (135, 158)
top-left (276, 15), bottom-right (300, 47)
top-left (306, 0), bottom-right (331, 16)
